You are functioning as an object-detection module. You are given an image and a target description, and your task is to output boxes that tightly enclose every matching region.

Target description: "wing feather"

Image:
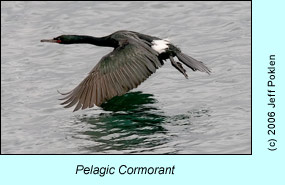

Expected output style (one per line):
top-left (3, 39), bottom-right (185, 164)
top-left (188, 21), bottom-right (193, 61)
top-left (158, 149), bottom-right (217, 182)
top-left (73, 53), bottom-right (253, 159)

top-left (109, 72), bottom-right (123, 95)
top-left (60, 38), bottom-right (161, 111)
top-left (132, 60), bottom-right (149, 79)
top-left (105, 74), bottom-right (117, 98)
top-left (96, 77), bottom-right (103, 105)
top-left (101, 75), bottom-right (109, 101)
top-left (82, 78), bottom-right (92, 109)
top-left (116, 68), bottom-right (130, 91)
top-left (89, 80), bottom-right (96, 108)
top-left (73, 101), bottom-right (82, 112)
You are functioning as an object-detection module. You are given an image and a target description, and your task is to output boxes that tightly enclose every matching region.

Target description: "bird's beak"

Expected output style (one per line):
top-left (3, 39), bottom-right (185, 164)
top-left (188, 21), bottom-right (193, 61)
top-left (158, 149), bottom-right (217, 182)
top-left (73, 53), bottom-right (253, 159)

top-left (40, 39), bottom-right (58, 43)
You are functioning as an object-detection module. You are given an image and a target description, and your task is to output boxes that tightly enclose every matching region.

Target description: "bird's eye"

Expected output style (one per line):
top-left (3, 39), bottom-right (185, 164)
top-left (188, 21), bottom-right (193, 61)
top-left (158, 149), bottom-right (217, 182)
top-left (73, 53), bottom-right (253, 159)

top-left (53, 37), bottom-right (61, 43)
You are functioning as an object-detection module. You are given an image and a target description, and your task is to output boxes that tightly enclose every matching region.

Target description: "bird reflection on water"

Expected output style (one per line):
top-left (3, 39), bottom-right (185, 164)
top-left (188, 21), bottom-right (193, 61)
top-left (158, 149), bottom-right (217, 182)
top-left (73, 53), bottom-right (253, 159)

top-left (77, 91), bottom-right (169, 153)
top-left (75, 91), bottom-right (211, 153)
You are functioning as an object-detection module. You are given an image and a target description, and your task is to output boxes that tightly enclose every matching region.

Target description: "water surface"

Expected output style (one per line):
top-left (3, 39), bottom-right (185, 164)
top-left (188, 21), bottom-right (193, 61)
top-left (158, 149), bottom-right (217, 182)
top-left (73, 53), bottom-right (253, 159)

top-left (1, 1), bottom-right (251, 154)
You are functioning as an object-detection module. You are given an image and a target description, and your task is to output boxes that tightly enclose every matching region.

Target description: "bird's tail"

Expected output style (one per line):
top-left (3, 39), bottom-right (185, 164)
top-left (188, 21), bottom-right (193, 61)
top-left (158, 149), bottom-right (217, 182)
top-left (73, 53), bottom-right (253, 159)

top-left (176, 52), bottom-right (211, 74)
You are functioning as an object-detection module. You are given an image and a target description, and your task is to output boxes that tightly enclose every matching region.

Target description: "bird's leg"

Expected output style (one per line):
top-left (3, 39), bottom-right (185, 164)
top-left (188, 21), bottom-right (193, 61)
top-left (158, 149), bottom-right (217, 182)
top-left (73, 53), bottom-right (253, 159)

top-left (169, 56), bottom-right (188, 79)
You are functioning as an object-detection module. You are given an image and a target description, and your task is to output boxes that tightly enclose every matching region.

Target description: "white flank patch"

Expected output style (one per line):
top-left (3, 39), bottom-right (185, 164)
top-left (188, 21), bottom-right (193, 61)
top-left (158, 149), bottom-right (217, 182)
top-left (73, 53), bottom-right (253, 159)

top-left (151, 39), bottom-right (170, 54)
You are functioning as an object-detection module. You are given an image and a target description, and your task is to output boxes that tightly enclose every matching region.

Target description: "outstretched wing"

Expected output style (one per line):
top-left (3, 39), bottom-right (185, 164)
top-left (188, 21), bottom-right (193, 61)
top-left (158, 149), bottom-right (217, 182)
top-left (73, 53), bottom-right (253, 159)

top-left (59, 39), bottom-right (162, 112)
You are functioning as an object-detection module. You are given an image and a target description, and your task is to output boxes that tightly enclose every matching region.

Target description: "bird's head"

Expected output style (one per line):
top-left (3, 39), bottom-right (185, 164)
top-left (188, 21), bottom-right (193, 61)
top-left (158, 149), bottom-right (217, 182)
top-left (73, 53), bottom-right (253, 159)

top-left (41, 35), bottom-right (78, 44)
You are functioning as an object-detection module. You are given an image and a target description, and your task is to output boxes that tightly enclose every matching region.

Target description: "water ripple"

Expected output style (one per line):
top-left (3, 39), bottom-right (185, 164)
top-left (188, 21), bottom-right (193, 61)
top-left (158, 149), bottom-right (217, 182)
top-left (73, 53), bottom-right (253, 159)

top-left (1, 1), bottom-right (251, 154)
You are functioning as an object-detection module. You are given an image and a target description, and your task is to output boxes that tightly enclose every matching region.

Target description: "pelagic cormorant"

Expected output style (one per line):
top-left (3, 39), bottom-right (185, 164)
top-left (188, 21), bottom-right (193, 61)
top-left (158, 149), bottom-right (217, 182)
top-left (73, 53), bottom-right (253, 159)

top-left (41, 30), bottom-right (210, 111)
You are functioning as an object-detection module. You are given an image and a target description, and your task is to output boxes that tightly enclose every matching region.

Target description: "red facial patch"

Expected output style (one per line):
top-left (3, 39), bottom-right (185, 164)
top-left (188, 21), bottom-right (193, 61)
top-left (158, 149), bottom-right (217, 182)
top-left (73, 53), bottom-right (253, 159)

top-left (56, 40), bottom-right (61, 43)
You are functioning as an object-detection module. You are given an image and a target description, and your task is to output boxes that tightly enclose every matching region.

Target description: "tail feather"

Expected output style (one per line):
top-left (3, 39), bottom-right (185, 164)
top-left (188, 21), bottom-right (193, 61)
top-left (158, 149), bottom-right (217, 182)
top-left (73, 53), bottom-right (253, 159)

top-left (176, 52), bottom-right (211, 74)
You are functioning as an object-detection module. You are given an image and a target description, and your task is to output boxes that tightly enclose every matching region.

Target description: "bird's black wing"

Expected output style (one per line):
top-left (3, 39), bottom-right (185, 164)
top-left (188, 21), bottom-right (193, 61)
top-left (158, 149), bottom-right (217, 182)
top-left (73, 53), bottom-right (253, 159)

top-left (59, 38), bottom-right (162, 111)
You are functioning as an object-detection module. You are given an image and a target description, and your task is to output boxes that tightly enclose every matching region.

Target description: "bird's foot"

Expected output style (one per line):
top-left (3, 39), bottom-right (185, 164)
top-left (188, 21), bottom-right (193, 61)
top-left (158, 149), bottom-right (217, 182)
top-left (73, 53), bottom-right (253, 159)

top-left (170, 56), bottom-right (188, 79)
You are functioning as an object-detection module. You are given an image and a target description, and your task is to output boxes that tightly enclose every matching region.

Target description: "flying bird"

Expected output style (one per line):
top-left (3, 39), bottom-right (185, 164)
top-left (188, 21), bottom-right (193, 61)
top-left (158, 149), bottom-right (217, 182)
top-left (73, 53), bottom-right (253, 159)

top-left (41, 30), bottom-right (210, 111)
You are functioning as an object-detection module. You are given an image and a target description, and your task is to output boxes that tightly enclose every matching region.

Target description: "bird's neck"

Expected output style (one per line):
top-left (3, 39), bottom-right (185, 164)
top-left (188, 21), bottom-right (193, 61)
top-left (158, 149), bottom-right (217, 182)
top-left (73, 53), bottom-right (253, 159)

top-left (69, 35), bottom-right (117, 47)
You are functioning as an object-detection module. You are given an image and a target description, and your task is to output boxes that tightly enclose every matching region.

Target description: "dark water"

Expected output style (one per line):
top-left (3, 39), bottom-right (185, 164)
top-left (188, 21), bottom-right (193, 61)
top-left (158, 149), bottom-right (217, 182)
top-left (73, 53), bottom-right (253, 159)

top-left (1, 1), bottom-right (251, 154)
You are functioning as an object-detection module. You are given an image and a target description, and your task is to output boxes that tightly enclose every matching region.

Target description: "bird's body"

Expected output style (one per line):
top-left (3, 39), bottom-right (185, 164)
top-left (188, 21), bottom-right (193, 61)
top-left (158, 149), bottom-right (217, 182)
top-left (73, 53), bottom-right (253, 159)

top-left (41, 30), bottom-right (210, 111)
